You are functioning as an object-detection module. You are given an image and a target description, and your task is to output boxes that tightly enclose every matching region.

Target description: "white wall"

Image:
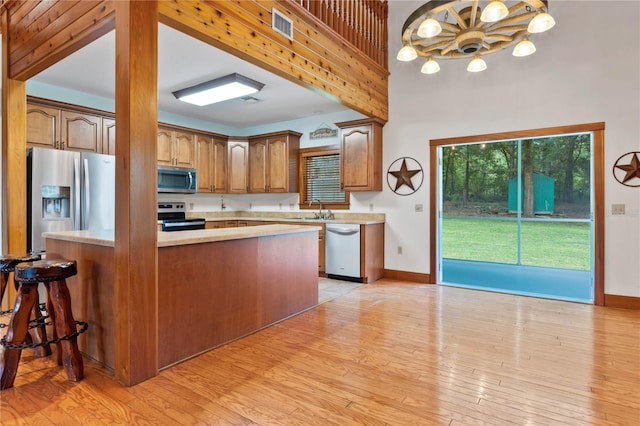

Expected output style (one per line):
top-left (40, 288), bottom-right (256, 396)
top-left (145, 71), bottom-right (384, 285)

top-left (382, 0), bottom-right (640, 296)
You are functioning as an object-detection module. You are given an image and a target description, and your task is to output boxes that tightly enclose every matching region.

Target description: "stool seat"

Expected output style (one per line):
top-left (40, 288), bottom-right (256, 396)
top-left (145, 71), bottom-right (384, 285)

top-left (1, 258), bottom-right (84, 390)
top-left (0, 253), bottom-right (41, 272)
top-left (14, 259), bottom-right (77, 283)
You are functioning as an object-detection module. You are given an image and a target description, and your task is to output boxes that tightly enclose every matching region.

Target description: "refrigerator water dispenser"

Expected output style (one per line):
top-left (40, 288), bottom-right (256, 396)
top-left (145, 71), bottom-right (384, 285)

top-left (41, 185), bottom-right (70, 219)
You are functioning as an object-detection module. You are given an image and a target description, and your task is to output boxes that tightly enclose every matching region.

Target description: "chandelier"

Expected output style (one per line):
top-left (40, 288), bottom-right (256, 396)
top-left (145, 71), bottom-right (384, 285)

top-left (397, 0), bottom-right (556, 74)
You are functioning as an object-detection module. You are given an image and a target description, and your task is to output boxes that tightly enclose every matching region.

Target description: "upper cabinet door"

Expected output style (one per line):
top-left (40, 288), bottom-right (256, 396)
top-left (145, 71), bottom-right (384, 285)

top-left (266, 137), bottom-right (289, 193)
top-left (196, 135), bottom-right (213, 193)
top-left (211, 137), bottom-right (228, 193)
top-left (248, 138), bottom-right (268, 192)
top-left (228, 141), bottom-right (249, 193)
top-left (338, 119), bottom-right (383, 191)
top-left (157, 127), bottom-right (174, 166)
top-left (27, 105), bottom-right (59, 149)
top-left (61, 110), bottom-right (101, 152)
top-left (174, 131), bottom-right (195, 168)
top-left (102, 118), bottom-right (116, 156)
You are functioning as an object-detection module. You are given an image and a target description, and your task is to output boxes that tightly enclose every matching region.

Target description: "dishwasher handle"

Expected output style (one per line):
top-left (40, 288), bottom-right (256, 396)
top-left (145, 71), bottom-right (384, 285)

top-left (326, 227), bottom-right (360, 236)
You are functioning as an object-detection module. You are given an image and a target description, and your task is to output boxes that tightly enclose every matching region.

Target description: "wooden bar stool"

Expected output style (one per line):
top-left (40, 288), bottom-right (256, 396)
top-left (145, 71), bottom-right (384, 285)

top-left (1, 259), bottom-right (86, 390)
top-left (0, 254), bottom-right (51, 357)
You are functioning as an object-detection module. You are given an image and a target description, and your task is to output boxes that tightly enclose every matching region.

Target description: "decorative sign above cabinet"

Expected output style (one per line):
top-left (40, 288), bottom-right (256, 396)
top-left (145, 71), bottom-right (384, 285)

top-left (309, 123), bottom-right (338, 139)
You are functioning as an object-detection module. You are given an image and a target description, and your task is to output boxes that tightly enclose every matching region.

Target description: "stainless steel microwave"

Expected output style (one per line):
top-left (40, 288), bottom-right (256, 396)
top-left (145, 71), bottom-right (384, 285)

top-left (158, 166), bottom-right (197, 193)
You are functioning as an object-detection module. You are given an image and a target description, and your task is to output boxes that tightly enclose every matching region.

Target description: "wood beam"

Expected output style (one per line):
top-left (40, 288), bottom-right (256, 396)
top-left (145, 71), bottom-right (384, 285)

top-left (1, 9), bottom-right (28, 311)
top-left (114, 0), bottom-right (158, 386)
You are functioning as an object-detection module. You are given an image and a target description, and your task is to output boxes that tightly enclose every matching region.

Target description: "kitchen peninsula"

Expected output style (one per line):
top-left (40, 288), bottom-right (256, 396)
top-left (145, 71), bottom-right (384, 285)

top-left (44, 225), bottom-right (320, 370)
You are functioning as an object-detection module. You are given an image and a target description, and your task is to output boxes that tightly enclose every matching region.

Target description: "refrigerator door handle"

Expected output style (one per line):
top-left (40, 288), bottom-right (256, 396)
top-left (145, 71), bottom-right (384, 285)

top-left (74, 158), bottom-right (81, 230)
top-left (83, 158), bottom-right (90, 230)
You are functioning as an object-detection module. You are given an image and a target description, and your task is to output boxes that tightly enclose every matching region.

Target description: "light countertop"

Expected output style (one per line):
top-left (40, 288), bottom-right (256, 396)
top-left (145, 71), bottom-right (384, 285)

top-left (44, 224), bottom-right (321, 248)
top-left (185, 211), bottom-right (386, 225)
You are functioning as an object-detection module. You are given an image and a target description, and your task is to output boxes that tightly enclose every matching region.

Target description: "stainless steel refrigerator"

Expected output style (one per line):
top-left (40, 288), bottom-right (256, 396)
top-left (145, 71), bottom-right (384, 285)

top-left (27, 147), bottom-right (116, 253)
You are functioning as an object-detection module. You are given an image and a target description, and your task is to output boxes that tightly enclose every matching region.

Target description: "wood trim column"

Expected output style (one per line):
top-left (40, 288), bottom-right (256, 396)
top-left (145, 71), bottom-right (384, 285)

top-left (114, 0), bottom-right (158, 385)
top-left (1, 10), bottom-right (28, 311)
top-left (592, 128), bottom-right (605, 306)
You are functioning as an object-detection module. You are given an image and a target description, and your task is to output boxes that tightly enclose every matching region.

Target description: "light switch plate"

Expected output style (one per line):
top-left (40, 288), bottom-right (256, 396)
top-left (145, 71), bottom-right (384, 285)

top-left (612, 203), bottom-right (625, 215)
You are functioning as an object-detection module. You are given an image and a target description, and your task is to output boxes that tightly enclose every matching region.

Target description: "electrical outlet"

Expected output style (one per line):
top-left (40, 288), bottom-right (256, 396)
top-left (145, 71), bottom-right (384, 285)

top-left (189, 203), bottom-right (194, 210)
top-left (289, 204), bottom-right (295, 210)
top-left (415, 204), bottom-right (423, 212)
top-left (279, 203), bottom-right (282, 210)
top-left (397, 246), bottom-right (403, 255)
top-left (249, 203), bottom-right (252, 210)
top-left (612, 204), bottom-right (625, 215)
top-left (369, 203), bottom-right (374, 211)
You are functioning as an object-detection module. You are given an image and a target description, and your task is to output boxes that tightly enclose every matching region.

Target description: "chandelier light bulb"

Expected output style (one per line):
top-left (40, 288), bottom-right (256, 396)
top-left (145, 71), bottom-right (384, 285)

top-left (512, 38), bottom-right (536, 56)
top-left (528, 12), bottom-right (556, 33)
top-left (421, 58), bottom-right (440, 74)
top-left (467, 56), bottom-right (487, 72)
top-left (397, 45), bottom-right (418, 61)
top-left (417, 17), bottom-right (442, 38)
top-left (480, 0), bottom-right (509, 23)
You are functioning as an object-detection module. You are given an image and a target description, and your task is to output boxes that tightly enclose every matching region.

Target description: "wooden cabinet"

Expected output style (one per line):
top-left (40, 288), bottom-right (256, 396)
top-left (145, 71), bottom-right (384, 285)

top-left (223, 220), bottom-right (249, 228)
top-left (289, 221), bottom-right (326, 274)
top-left (158, 126), bottom-right (195, 168)
top-left (336, 118), bottom-right (384, 191)
top-left (205, 221), bottom-right (225, 229)
top-left (102, 118), bottom-right (116, 155)
top-left (361, 223), bottom-right (384, 283)
top-left (27, 103), bottom-right (102, 152)
top-left (319, 231), bottom-right (326, 274)
top-left (27, 104), bottom-right (59, 149)
top-left (196, 134), bottom-right (227, 193)
top-left (248, 130), bottom-right (301, 193)
top-left (227, 140), bottom-right (249, 194)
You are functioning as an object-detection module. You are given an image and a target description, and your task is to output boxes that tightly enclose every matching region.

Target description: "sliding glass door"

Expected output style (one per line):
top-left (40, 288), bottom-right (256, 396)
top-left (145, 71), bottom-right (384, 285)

top-left (437, 133), bottom-right (594, 302)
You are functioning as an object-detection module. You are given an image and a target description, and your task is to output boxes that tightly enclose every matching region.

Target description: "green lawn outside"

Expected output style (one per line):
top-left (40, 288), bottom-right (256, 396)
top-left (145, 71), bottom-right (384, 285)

top-left (442, 218), bottom-right (591, 270)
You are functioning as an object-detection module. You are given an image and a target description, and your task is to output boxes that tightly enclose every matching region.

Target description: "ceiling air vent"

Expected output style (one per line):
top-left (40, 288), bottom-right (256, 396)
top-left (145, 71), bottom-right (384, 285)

top-left (272, 8), bottom-right (293, 40)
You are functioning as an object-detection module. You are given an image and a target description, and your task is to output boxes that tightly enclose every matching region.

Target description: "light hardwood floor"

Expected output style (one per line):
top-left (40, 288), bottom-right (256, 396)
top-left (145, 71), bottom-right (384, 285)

top-left (1, 280), bottom-right (639, 425)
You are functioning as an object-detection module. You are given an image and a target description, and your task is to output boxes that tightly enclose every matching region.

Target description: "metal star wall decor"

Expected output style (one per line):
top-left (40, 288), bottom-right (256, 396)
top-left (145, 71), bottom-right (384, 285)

top-left (387, 157), bottom-right (424, 196)
top-left (613, 151), bottom-right (640, 187)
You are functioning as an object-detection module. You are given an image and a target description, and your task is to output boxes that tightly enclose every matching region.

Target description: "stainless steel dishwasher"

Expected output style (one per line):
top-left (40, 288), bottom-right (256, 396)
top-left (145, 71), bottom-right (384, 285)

top-left (325, 223), bottom-right (362, 281)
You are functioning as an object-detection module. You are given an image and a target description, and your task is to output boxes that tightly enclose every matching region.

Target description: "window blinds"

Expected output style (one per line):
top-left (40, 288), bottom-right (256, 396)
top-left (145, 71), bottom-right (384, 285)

top-left (304, 153), bottom-right (345, 203)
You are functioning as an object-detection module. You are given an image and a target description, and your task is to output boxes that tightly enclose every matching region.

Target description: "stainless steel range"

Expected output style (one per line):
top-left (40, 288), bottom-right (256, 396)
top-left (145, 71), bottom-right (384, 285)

top-left (158, 202), bottom-right (206, 232)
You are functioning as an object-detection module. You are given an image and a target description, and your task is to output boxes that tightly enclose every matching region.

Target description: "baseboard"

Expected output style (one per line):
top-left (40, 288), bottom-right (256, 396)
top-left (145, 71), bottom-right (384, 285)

top-left (383, 269), bottom-right (431, 284)
top-left (604, 294), bottom-right (640, 309)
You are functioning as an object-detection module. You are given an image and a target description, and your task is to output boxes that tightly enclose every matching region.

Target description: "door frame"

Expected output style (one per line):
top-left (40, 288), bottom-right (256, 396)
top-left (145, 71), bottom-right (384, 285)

top-left (429, 122), bottom-right (605, 305)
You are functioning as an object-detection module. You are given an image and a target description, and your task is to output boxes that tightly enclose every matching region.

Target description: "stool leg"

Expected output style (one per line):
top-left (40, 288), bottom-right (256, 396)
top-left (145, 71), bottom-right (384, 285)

top-left (0, 283), bottom-right (37, 390)
top-left (45, 280), bottom-right (84, 382)
top-left (0, 272), bottom-right (8, 305)
top-left (27, 286), bottom-right (52, 357)
top-left (45, 282), bottom-right (62, 366)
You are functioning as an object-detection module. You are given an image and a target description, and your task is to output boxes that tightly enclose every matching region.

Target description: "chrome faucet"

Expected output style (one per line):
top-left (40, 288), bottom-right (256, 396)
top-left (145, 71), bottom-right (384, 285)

top-left (309, 199), bottom-right (323, 218)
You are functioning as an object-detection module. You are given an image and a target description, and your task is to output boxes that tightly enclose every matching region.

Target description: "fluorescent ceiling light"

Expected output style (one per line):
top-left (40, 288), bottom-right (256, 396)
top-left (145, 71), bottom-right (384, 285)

top-left (173, 73), bottom-right (265, 106)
